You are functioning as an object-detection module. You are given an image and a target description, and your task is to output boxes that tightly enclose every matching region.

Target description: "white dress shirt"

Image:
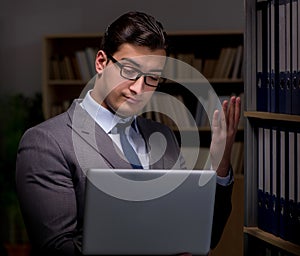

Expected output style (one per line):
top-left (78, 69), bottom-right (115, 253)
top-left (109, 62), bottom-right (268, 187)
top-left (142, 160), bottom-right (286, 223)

top-left (80, 90), bottom-right (149, 169)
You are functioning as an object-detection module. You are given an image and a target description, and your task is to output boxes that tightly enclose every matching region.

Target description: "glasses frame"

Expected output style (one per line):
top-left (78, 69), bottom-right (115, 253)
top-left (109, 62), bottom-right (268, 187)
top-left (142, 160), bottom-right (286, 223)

top-left (107, 54), bottom-right (165, 88)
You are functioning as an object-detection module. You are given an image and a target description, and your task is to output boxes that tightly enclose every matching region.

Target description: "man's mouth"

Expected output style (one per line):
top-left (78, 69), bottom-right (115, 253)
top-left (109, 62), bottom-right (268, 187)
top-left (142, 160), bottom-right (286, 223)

top-left (125, 95), bottom-right (143, 104)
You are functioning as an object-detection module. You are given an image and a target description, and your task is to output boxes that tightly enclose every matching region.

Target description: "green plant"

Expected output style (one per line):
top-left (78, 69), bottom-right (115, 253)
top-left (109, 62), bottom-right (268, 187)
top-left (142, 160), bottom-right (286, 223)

top-left (0, 93), bottom-right (44, 243)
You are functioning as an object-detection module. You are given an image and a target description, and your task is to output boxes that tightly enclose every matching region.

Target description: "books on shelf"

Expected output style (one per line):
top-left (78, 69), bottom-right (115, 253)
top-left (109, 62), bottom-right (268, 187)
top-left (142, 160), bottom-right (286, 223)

top-left (142, 93), bottom-right (193, 129)
top-left (50, 100), bottom-right (71, 117)
top-left (232, 45), bottom-right (243, 79)
top-left (164, 46), bottom-right (243, 80)
top-left (49, 47), bottom-right (98, 81)
top-left (75, 47), bottom-right (97, 81)
top-left (144, 91), bottom-right (244, 130)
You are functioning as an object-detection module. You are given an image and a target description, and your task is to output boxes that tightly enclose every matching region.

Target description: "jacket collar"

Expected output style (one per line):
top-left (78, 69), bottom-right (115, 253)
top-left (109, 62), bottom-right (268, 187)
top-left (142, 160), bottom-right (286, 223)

top-left (67, 99), bottom-right (132, 169)
top-left (67, 99), bottom-right (166, 169)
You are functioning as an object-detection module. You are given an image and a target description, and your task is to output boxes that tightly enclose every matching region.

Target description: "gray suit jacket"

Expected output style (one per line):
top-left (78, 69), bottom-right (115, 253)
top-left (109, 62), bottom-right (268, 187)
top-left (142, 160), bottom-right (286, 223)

top-left (16, 100), bottom-right (232, 256)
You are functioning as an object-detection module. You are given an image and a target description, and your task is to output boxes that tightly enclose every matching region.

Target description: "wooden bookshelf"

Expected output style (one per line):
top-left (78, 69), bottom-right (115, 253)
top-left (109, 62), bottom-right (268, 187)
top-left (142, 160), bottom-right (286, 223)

top-left (42, 30), bottom-right (245, 256)
top-left (42, 31), bottom-right (244, 119)
top-left (245, 111), bottom-right (300, 123)
top-left (42, 32), bottom-right (245, 164)
top-left (244, 227), bottom-right (300, 256)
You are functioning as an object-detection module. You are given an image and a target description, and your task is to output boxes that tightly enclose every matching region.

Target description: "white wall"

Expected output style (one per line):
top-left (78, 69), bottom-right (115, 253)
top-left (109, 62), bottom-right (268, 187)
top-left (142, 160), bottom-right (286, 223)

top-left (0, 0), bottom-right (244, 96)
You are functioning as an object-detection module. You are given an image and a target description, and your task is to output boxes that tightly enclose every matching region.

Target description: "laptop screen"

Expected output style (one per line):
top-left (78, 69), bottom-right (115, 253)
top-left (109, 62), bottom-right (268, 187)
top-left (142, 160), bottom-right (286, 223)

top-left (82, 169), bottom-right (216, 255)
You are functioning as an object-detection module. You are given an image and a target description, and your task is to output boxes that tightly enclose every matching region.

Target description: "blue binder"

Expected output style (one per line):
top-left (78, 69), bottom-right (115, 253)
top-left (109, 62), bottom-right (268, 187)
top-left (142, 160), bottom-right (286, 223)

top-left (270, 127), bottom-right (280, 236)
top-left (278, 128), bottom-right (289, 240)
top-left (283, 0), bottom-right (292, 114)
top-left (286, 131), bottom-right (296, 243)
top-left (285, 72), bottom-right (292, 114)
top-left (257, 1), bottom-right (269, 112)
top-left (263, 127), bottom-right (273, 233)
top-left (291, 0), bottom-right (299, 115)
top-left (278, 72), bottom-right (287, 113)
top-left (277, 0), bottom-right (289, 114)
top-left (296, 202), bottom-right (300, 245)
top-left (269, 0), bottom-right (279, 113)
top-left (295, 131), bottom-right (300, 245)
top-left (291, 71), bottom-right (300, 115)
top-left (257, 127), bottom-right (266, 230)
top-left (288, 128), bottom-right (300, 245)
top-left (270, 70), bottom-right (278, 113)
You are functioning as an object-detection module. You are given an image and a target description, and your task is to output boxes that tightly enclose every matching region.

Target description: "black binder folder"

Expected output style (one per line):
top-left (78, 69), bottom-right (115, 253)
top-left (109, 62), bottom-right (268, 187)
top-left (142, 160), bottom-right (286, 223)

top-left (257, 0), bottom-right (269, 111)
top-left (270, 0), bottom-right (279, 113)
top-left (270, 127), bottom-right (280, 236)
top-left (284, 0), bottom-right (292, 114)
top-left (278, 0), bottom-right (287, 113)
top-left (291, 71), bottom-right (300, 115)
top-left (295, 131), bottom-right (300, 245)
top-left (258, 127), bottom-right (266, 230)
top-left (279, 128), bottom-right (289, 240)
top-left (291, 0), bottom-right (300, 114)
top-left (264, 126), bottom-right (273, 232)
top-left (286, 131), bottom-right (296, 243)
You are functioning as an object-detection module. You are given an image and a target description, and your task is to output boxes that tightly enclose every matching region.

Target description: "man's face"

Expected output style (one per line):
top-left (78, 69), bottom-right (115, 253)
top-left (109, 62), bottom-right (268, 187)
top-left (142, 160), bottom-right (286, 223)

top-left (93, 44), bottom-right (166, 117)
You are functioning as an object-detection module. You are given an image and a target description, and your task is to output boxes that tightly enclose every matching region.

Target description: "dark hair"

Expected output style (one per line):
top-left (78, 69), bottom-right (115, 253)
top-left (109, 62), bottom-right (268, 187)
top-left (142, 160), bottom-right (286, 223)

top-left (101, 11), bottom-right (168, 55)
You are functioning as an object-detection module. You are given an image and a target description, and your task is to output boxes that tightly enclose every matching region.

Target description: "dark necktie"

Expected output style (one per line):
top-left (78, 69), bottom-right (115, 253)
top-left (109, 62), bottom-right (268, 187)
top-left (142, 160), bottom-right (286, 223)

top-left (115, 121), bottom-right (143, 169)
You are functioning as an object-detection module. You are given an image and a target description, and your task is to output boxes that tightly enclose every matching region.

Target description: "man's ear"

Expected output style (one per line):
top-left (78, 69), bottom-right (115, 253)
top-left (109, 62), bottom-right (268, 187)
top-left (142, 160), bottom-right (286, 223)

top-left (95, 50), bottom-right (108, 74)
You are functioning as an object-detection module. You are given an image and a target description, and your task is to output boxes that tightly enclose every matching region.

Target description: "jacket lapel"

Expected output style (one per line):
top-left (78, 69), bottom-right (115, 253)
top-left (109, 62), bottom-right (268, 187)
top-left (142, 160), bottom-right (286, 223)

top-left (67, 100), bottom-right (132, 169)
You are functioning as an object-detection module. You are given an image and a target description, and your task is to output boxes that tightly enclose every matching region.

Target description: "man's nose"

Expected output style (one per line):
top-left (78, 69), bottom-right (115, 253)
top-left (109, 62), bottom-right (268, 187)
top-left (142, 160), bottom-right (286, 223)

top-left (129, 76), bottom-right (145, 94)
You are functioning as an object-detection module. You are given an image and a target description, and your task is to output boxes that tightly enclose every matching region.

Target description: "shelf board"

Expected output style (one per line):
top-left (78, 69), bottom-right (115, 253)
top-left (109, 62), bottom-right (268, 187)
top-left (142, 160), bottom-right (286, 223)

top-left (244, 111), bottom-right (300, 122)
top-left (244, 227), bottom-right (300, 255)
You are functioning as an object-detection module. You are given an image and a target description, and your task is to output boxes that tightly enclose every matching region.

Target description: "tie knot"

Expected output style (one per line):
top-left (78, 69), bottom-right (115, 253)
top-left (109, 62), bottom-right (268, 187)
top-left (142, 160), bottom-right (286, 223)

top-left (115, 119), bottom-right (135, 133)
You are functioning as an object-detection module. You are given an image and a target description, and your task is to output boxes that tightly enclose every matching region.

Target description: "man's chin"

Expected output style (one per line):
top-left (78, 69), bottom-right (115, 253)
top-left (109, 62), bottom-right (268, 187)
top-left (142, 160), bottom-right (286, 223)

top-left (115, 101), bottom-right (148, 117)
top-left (114, 107), bottom-right (141, 118)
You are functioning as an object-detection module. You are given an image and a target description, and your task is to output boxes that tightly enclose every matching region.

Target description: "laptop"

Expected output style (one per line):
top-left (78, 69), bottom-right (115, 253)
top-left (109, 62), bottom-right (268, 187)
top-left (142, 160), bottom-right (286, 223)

top-left (82, 169), bottom-right (216, 255)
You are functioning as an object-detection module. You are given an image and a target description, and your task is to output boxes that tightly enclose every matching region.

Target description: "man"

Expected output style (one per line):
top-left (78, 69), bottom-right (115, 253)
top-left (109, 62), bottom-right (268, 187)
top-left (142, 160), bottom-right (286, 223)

top-left (16, 11), bottom-right (241, 256)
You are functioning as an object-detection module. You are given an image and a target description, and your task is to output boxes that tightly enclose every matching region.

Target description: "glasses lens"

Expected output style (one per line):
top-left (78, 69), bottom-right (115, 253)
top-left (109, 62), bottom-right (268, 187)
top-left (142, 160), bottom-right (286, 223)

top-left (121, 66), bottom-right (139, 80)
top-left (120, 65), bottom-right (163, 87)
top-left (145, 75), bottom-right (161, 86)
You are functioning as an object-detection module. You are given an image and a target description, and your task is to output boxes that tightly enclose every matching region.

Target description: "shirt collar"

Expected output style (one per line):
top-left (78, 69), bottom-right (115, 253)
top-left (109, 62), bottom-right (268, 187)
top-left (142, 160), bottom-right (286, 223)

top-left (81, 90), bottom-right (139, 133)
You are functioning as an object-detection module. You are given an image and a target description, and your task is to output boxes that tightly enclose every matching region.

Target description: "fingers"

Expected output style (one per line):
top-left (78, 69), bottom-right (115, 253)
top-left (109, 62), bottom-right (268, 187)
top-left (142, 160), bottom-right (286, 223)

top-left (228, 96), bottom-right (236, 131)
top-left (221, 100), bottom-right (229, 129)
top-left (227, 96), bottom-right (241, 131)
top-left (212, 109), bottom-right (219, 133)
top-left (235, 96), bottom-right (241, 127)
top-left (213, 96), bottom-right (241, 133)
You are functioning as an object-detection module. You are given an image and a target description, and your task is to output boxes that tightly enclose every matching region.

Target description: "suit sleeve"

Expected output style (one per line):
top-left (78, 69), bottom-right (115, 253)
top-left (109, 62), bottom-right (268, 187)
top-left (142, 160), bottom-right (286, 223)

top-left (16, 127), bottom-right (81, 256)
top-left (210, 182), bottom-right (233, 249)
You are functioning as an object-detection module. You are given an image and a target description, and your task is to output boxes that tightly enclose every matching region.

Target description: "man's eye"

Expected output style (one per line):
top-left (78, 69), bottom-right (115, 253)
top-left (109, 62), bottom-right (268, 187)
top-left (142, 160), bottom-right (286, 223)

top-left (147, 75), bottom-right (159, 81)
top-left (123, 67), bottom-right (137, 77)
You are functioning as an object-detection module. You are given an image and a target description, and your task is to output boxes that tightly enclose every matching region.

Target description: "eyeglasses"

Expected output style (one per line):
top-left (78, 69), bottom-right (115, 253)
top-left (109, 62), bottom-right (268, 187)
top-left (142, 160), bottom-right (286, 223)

top-left (107, 55), bottom-right (165, 87)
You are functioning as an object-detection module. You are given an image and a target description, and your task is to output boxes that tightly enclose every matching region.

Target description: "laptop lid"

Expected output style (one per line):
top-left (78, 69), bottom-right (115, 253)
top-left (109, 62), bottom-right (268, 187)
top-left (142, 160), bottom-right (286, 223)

top-left (82, 169), bottom-right (216, 255)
